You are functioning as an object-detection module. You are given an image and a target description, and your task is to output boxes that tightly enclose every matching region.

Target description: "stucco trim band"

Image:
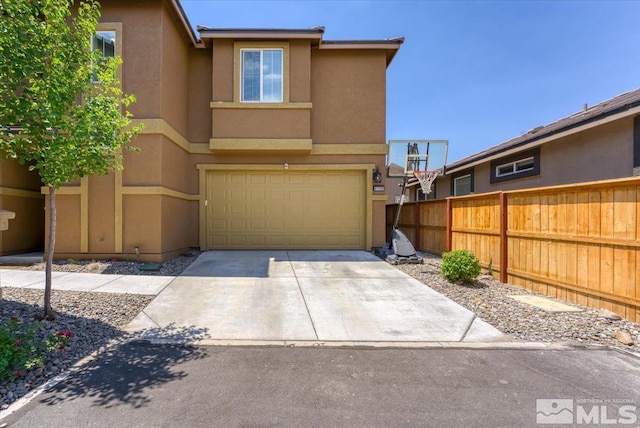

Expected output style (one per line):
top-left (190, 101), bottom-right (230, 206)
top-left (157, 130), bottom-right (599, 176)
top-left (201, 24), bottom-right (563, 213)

top-left (209, 138), bottom-right (312, 152)
top-left (136, 119), bottom-right (211, 154)
top-left (137, 119), bottom-right (191, 153)
top-left (121, 186), bottom-right (199, 201)
top-left (311, 144), bottom-right (388, 155)
top-left (136, 119), bottom-right (386, 156)
top-left (0, 187), bottom-right (44, 199)
top-left (41, 186), bottom-right (80, 195)
top-left (210, 102), bottom-right (313, 110)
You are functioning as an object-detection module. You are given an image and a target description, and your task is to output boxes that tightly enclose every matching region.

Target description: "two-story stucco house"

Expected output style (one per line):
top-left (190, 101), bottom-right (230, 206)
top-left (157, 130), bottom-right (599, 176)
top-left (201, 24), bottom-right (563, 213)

top-left (0, 0), bottom-right (403, 261)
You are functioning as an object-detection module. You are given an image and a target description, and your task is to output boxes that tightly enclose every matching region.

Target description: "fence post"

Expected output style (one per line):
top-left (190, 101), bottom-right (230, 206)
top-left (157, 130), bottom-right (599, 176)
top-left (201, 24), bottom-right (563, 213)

top-left (446, 198), bottom-right (452, 252)
top-left (499, 192), bottom-right (508, 283)
top-left (414, 202), bottom-right (421, 251)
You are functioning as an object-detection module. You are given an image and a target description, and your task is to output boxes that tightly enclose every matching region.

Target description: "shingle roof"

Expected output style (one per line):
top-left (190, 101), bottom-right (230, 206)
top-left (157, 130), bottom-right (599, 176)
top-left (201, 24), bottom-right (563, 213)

top-left (447, 87), bottom-right (640, 171)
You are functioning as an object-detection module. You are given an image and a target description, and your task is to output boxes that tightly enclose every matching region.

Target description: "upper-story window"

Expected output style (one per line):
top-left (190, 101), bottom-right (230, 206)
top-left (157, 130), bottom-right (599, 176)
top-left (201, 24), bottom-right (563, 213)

top-left (241, 48), bottom-right (283, 102)
top-left (91, 30), bottom-right (116, 82)
top-left (93, 31), bottom-right (116, 57)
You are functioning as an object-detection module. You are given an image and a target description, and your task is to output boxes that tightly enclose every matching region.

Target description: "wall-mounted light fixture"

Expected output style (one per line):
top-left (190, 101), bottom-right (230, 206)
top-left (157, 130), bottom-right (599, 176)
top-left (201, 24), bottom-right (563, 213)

top-left (373, 166), bottom-right (382, 183)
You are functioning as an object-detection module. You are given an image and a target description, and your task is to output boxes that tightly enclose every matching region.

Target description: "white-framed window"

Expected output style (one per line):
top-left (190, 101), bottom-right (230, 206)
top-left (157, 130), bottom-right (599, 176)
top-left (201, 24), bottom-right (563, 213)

top-left (91, 30), bottom-right (116, 82)
top-left (496, 156), bottom-right (535, 178)
top-left (241, 48), bottom-right (283, 102)
top-left (454, 174), bottom-right (472, 196)
top-left (93, 31), bottom-right (116, 57)
top-left (490, 148), bottom-right (540, 184)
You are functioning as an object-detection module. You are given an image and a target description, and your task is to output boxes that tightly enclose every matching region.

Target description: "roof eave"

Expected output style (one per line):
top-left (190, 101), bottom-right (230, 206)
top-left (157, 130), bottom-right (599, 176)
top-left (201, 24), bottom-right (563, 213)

top-left (197, 27), bottom-right (325, 40)
top-left (319, 37), bottom-right (404, 66)
top-left (169, 0), bottom-right (205, 48)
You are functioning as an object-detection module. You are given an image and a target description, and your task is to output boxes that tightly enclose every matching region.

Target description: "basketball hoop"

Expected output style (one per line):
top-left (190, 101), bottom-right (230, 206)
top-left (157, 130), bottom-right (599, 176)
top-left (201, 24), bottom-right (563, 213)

top-left (413, 169), bottom-right (441, 195)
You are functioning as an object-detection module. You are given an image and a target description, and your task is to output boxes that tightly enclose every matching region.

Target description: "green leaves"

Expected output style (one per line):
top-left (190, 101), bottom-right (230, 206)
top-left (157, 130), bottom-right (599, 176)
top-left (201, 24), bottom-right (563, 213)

top-left (441, 250), bottom-right (482, 283)
top-left (0, 0), bottom-right (141, 188)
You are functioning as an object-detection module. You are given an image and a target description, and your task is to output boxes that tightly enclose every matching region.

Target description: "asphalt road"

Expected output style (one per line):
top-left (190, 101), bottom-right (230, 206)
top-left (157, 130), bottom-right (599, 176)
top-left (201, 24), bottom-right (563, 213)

top-left (2, 343), bottom-right (639, 427)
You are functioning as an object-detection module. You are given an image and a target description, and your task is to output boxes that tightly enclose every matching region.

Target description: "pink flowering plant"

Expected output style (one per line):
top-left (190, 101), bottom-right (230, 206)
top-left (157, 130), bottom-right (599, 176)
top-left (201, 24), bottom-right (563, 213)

top-left (0, 317), bottom-right (71, 382)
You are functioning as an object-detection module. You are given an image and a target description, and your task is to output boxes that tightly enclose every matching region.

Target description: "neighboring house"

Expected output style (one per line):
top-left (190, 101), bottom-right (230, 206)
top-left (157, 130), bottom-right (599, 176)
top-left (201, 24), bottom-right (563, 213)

top-left (442, 88), bottom-right (640, 197)
top-left (388, 88), bottom-right (640, 203)
top-left (386, 165), bottom-right (441, 204)
top-left (0, 0), bottom-right (403, 261)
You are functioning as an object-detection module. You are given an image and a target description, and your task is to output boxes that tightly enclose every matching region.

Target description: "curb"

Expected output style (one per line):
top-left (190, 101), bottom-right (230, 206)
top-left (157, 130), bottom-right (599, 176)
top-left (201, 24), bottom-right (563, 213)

top-left (127, 337), bottom-right (593, 351)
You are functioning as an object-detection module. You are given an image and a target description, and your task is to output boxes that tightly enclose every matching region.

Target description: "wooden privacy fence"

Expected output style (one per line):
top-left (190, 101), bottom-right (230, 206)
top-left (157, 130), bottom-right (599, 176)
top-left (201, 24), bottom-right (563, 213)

top-left (386, 177), bottom-right (640, 322)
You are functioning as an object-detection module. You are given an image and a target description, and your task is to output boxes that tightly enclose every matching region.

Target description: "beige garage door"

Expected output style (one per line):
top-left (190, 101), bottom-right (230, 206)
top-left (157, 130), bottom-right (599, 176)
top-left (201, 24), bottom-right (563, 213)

top-left (206, 170), bottom-right (366, 249)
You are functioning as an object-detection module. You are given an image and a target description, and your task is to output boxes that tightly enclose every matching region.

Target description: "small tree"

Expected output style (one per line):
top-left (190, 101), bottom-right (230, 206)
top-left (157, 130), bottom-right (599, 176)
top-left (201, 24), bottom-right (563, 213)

top-left (0, 0), bottom-right (142, 318)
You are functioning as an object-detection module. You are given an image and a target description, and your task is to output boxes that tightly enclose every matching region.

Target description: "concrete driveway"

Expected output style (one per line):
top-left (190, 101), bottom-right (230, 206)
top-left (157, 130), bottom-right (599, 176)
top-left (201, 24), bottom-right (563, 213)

top-left (125, 251), bottom-right (505, 344)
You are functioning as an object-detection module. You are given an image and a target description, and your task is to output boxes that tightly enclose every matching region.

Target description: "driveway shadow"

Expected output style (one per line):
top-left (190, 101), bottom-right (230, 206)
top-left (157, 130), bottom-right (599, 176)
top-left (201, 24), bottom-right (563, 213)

top-left (180, 250), bottom-right (385, 278)
top-left (41, 325), bottom-right (210, 409)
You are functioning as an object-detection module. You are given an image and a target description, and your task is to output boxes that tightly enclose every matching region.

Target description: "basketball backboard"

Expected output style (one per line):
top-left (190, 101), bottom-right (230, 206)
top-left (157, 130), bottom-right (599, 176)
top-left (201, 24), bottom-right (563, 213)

top-left (387, 140), bottom-right (449, 178)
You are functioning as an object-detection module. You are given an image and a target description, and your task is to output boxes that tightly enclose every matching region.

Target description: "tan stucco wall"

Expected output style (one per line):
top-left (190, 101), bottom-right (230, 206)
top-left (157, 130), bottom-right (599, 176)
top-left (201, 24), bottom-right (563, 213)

top-left (100, 0), bottom-right (163, 119)
top-left (27, 3), bottom-right (393, 259)
top-left (50, 195), bottom-right (81, 254)
top-left (1, 194), bottom-right (44, 255)
top-left (160, 4), bottom-right (190, 137)
top-left (212, 109), bottom-right (311, 139)
top-left (290, 41), bottom-right (312, 102)
top-left (0, 159), bottom-right (44, 255)
top-left (57, 0), bottom-right (198, 261)
top-left (161, 196), bottom-right (198, 255)
top-left (372, 201), bottom-right (387, 247)
top-left (88, 174), bottom-right (116, 254)
top-left (212, 40), bottom-right (234, 103)
top-left (311, 50), bottom-right (386, 144)
top-left (188, 49), bottom-right (213, 143)
top-left (122, 195), bottom-right (162, 255)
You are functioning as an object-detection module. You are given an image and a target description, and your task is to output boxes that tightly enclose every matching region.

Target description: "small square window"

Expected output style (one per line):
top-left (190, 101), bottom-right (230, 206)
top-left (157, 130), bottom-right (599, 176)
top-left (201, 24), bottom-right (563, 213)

top-left (93, 31), bottom-right (116, 57)
top-left (515, 157), bottom-right (535, 172)
top-left (454, 174), bottom-right (472, 196)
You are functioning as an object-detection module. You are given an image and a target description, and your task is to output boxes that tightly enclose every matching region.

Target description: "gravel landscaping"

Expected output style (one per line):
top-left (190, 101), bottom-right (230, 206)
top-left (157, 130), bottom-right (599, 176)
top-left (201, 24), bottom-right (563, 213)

top-left (2, 249), bottom-right (639, 411)
top-left (1, 250), bottom-right (200, 410)
top-left (20, 249), bottom-right (201, 276)
top-left (395, 252), bottom-right (640, 353)
top-left (0, 288), bottom-right (153, 410)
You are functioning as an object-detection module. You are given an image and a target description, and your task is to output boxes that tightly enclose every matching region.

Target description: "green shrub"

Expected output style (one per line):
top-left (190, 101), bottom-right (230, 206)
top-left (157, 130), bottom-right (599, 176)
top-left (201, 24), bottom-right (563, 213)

top-left (0, 317), bottom-right (71, 382)
top-left (441, 250), bottom-right (481, 283)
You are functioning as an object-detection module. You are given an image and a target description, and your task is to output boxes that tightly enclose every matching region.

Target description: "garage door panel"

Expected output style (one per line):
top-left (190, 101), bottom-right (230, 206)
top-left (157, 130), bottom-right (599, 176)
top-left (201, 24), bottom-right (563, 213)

top-left (228, 173), bottom-right (248, 185)
top-left (207, 170), bottom-right (365, 249)
top-left (229, 218), bottom-right (248, 230)
top-left (230, 236), bottom-right (247, 246)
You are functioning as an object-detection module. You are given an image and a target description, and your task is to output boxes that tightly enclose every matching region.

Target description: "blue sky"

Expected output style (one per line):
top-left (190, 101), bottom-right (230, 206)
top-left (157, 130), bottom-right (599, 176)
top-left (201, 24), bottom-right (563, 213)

top-left (181, 0), bottom-right (640, 163)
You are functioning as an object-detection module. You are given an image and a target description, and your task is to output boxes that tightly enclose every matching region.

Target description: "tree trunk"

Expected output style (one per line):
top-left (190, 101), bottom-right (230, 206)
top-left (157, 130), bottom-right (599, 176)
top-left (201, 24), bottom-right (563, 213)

top-left (44, 185), bottom-right (56, 319)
